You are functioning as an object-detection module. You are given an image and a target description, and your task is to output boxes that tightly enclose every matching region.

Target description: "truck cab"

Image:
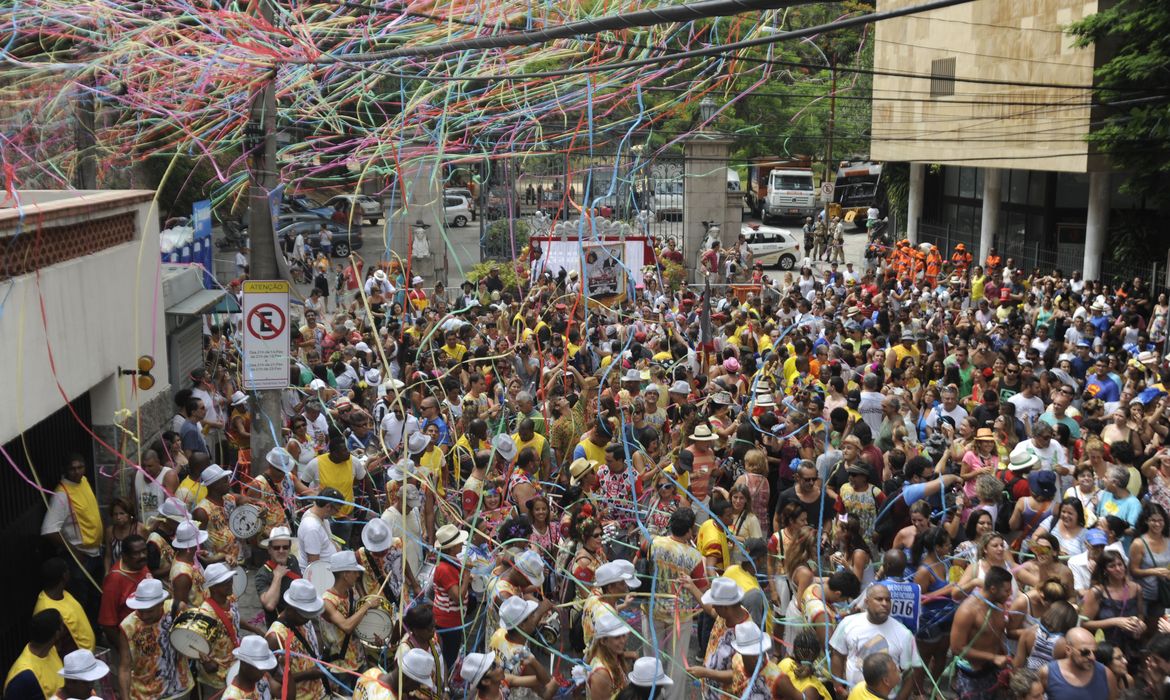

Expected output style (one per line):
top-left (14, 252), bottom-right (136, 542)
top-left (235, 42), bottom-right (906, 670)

top-left (764, 169), bottom-right (816, 223)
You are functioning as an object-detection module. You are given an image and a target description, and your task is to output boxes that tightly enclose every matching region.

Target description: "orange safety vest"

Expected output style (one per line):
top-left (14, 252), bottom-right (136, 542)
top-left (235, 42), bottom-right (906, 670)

top-left (926, 252), bottom-right (942, 280)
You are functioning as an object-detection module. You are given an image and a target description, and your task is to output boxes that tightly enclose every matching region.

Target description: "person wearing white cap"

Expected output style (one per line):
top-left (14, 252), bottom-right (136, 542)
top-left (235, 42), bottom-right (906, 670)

top-left (170, 520), bottom-right (209, 609)
top-left (692, 577), bottom-right (750, 700)
top-left (222, 635), bottom-right (278, 699)
top-left (393, 603), bottom-right (445, 690)
top-left (431, 523), bottom-right (471, 671)
top-left (485, 549), bottom-right (546, 632)
top-left (687, 619), bottom-right (779, 700)
top-left (141, 495), bottom-right (187, 580)
top-left (627, 656), bottom-right (674, 694)
top-left (266, 579), bottom-right (326, 700)
top-left (352, 647), bottom-right (435, 699)
top-left (196, 562), bottom-right (259, 695)
top-left (381, 460), bottom-right (426, 599)
top-left (192, 463), bottom-right (241, 566)
top-left (114, 578), bottom-right (192, 700)
top-left (585, 611), bottom-right (632, 700)
top-left (250, 448), bottom-right (311, 538)
top-left (461, 652), bottom-right (505, 700)
top-left (226, 391), bottom-right (252, 469)
top-left (320, 551), bottom-right (382, 668)
top-left (489, 596), bottom-right (556, 700)
top-left (55, 648), bottom-right (110, 699)
top-left (254, 526), bottom-right (300, 626)
top-left (581, 561), bottom-right (640, 650)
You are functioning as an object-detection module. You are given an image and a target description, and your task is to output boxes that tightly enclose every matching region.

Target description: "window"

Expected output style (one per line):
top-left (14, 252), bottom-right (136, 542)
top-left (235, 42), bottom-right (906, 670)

top-left (931, 57), bottom-right (956, 97)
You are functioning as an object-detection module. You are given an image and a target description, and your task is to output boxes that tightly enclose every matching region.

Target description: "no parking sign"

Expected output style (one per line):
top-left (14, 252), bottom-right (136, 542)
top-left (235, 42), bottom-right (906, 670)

top-left (242, 280), bottom-right (290, 389)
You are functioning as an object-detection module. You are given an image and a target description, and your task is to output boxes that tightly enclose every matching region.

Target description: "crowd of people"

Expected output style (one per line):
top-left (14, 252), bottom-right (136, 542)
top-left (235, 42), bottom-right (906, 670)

top-left (10, 227), bottom-right (1170, 700)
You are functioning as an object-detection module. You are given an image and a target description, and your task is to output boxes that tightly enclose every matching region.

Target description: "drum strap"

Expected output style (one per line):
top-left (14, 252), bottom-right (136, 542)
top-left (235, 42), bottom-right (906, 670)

top-left (207, 598), bottom-right (240, 648)
top-left (360, 549), bottom-right (387, 593)
top-left (260, 473), bottom-right (296, 527)
top-left (289, 623), bottom-right (334, 695)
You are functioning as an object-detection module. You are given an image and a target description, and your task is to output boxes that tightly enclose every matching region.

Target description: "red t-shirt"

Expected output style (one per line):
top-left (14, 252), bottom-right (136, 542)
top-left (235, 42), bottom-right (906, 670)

top-left (98, 563), bottom-right (152, 627)
top-left (432, 560), bottom-right (463, 627)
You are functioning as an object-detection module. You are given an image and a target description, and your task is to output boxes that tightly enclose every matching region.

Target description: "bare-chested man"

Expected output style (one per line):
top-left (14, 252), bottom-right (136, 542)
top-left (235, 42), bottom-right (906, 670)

top-left (949, 564), bottom-right (1013, 700)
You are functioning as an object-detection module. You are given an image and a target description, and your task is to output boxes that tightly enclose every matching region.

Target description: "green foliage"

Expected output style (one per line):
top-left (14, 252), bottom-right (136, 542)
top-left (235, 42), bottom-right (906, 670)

top-left (660, 258), bottom-right (686, 292)
top-left (883, 162), bottom-right (909, 232)
top-left (467, 260), bottom-right (522, 292)
top-left (1068, 0), bottom-right (1170, 203)
top-left (139, 153), bottom-right (223, 222)
top-left (484, 219), bottom-right (530, 256)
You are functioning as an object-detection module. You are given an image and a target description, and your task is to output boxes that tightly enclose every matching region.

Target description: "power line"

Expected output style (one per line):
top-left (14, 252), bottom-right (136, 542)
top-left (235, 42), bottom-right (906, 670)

top-left (311, 0), bottom-right (980, 78)
top-left (299, 0), bottom-right (825, 64)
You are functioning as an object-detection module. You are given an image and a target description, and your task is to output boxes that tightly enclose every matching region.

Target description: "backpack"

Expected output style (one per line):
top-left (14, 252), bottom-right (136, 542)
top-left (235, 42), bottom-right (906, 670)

top-left (995, 472), bottom-right (1026, 533)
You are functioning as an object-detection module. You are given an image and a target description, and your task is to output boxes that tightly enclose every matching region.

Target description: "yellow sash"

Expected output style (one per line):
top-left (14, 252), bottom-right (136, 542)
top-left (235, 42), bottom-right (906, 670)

top-left (61, 478), bottom-right (102, 548)
top-left (317, 454), bottom-right (355, 516)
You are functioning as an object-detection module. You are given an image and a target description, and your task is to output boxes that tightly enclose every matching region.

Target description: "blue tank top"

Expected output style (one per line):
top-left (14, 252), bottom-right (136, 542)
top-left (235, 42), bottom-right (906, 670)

top-left (1045, 659), bottom-right (1107, 699)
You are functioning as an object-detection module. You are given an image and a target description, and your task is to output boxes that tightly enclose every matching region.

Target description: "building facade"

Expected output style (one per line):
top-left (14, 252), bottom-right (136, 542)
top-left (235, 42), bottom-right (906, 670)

top-left (870, 0), bottom-right (1158, 280)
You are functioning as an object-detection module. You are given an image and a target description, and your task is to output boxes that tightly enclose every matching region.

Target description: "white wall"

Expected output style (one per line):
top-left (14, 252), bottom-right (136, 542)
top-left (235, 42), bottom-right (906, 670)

top-left (0, 191), bottom-right (170, 444)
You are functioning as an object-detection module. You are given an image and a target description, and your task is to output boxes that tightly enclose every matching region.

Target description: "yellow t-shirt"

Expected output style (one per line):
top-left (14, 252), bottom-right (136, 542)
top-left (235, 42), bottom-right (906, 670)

top-left (847, 682), bottom-right (885, 700)
top-left (567, 342), bottom-right (582, 359)
top-left (418, 447), bottom-right (446, 497)
top-left (176, 476), bottom-right (207, 512)
top-left (33, 591), bottom-right (95, 651)
top-left (4, 645), bottom-right (62, 700)
top-left (778, 658), bottom-right (832, 700)
top-left (441, 342), bottom-right (467, 363)
top-left (696, 519), bottom-right (730, 573)
top-left (575, 438), bottom-right (608, 464)
top-left (316, 454), bottom-right (356, 516)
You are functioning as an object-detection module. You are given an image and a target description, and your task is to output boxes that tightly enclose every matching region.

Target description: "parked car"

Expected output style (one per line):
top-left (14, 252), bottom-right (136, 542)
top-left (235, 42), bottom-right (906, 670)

top-left (278, 220), bottom-right (363, 257)
top-left (445, 187), bottom-right (476, 219)
top-left (282, 194), bottom-right (332, 219)
top-left (741, 223), bottom-right (800, 270)
top-left (276, 211), bottom-right (332, 228)
top-left (323, 194), bottom-right (382, 225)
top-left (445, 195), bottom-right (471, 228)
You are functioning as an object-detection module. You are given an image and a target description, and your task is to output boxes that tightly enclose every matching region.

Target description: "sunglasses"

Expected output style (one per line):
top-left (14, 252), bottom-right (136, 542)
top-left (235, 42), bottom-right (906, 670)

top-left (270, 544), bottom-right (290, 551)
top-left (1074, 647), bottom-right (1095, 657)
top-left (799, 476), bottom-right (817, 484)
top-left (658, 483), bottom-right (675, 490)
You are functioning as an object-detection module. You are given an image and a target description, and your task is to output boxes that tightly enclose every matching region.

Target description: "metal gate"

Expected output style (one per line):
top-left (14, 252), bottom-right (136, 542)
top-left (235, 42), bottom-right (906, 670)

top-left (0, 394), bottom-right (94, 672)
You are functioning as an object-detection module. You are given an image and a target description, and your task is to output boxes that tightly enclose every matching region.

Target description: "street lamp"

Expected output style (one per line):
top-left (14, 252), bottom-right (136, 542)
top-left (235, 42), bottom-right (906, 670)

top-left (699, 97), bottom-right (718, 127)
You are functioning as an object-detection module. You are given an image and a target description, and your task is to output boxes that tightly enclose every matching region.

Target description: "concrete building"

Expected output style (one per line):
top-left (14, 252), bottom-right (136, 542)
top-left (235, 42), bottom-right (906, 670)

top-left (0, 190), bottom-right (175, 666)
top-left (870, 0), bottom-right (1158, 280)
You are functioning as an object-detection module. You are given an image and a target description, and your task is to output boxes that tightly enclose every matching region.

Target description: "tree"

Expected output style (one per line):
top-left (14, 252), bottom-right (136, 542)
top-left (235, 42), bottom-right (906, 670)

top-left (1068, 0), bottom-right (1170, 204)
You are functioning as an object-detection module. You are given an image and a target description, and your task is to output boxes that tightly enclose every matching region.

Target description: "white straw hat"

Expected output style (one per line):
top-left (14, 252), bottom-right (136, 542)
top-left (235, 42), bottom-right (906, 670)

top-left (58, 650), bottom-right (109, 682)
top-left (361, 518), bottom-right (394, 553)
top-left (126, 579), bottom-right (169, 610)
top-left (233, 634), bottom-right (278, 671)
top-left (172, 520), bottom-right (208, 549)
top-left (700, 577), bottom-right (745, 606)
top-left (628, 657), bottom-right (672, 687)
top-left (401, 647), bottom-right (436, 689)
top-left (283, 579), bottom-right (324, 615)
top-left (461, 652), bottom-right (497, 689)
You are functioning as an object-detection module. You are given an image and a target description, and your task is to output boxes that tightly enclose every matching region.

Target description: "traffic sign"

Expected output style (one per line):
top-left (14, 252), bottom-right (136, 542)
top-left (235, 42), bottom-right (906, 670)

top-left (242, 280), bottom-right (290, 390)
top-left (247, 303), bottom-right (286, 340)
top-left (821, 182), bottom-right (835, 199)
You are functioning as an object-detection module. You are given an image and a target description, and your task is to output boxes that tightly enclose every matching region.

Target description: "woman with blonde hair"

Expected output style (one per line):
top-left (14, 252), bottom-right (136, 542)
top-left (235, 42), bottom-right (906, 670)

top-left (586, 612), bottom-right (630, 700)
top-left (733, 450), bottom-right (769, 530)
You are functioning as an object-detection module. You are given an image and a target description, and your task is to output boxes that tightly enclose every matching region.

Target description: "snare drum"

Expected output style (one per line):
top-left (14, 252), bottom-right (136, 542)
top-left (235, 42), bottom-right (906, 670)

top-left (228, 503), bottom-right (263, 539)
top-left (417, 562), bottom-right (436, 598)
top-left (169, 609), bottom-right (220, 658)
top-left (355, 605), bottom-right (394, 649)
top-left (305, 560), bottom-right (335, 596)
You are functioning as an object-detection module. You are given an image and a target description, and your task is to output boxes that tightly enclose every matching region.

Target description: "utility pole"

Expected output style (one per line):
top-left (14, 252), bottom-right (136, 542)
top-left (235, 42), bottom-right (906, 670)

top-left (823, 55), bottom-right (836, 232)
top-left (247, 0), bottom-right (283, 463)
top-left (75, 78), bottom-right (97, 190)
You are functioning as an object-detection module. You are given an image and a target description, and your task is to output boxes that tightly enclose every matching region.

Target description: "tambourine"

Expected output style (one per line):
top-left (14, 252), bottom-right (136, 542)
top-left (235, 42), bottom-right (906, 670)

top-left (228, 503), bottom-right (263, 539)
top-left (170, 610), bottom-right (220, 658)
